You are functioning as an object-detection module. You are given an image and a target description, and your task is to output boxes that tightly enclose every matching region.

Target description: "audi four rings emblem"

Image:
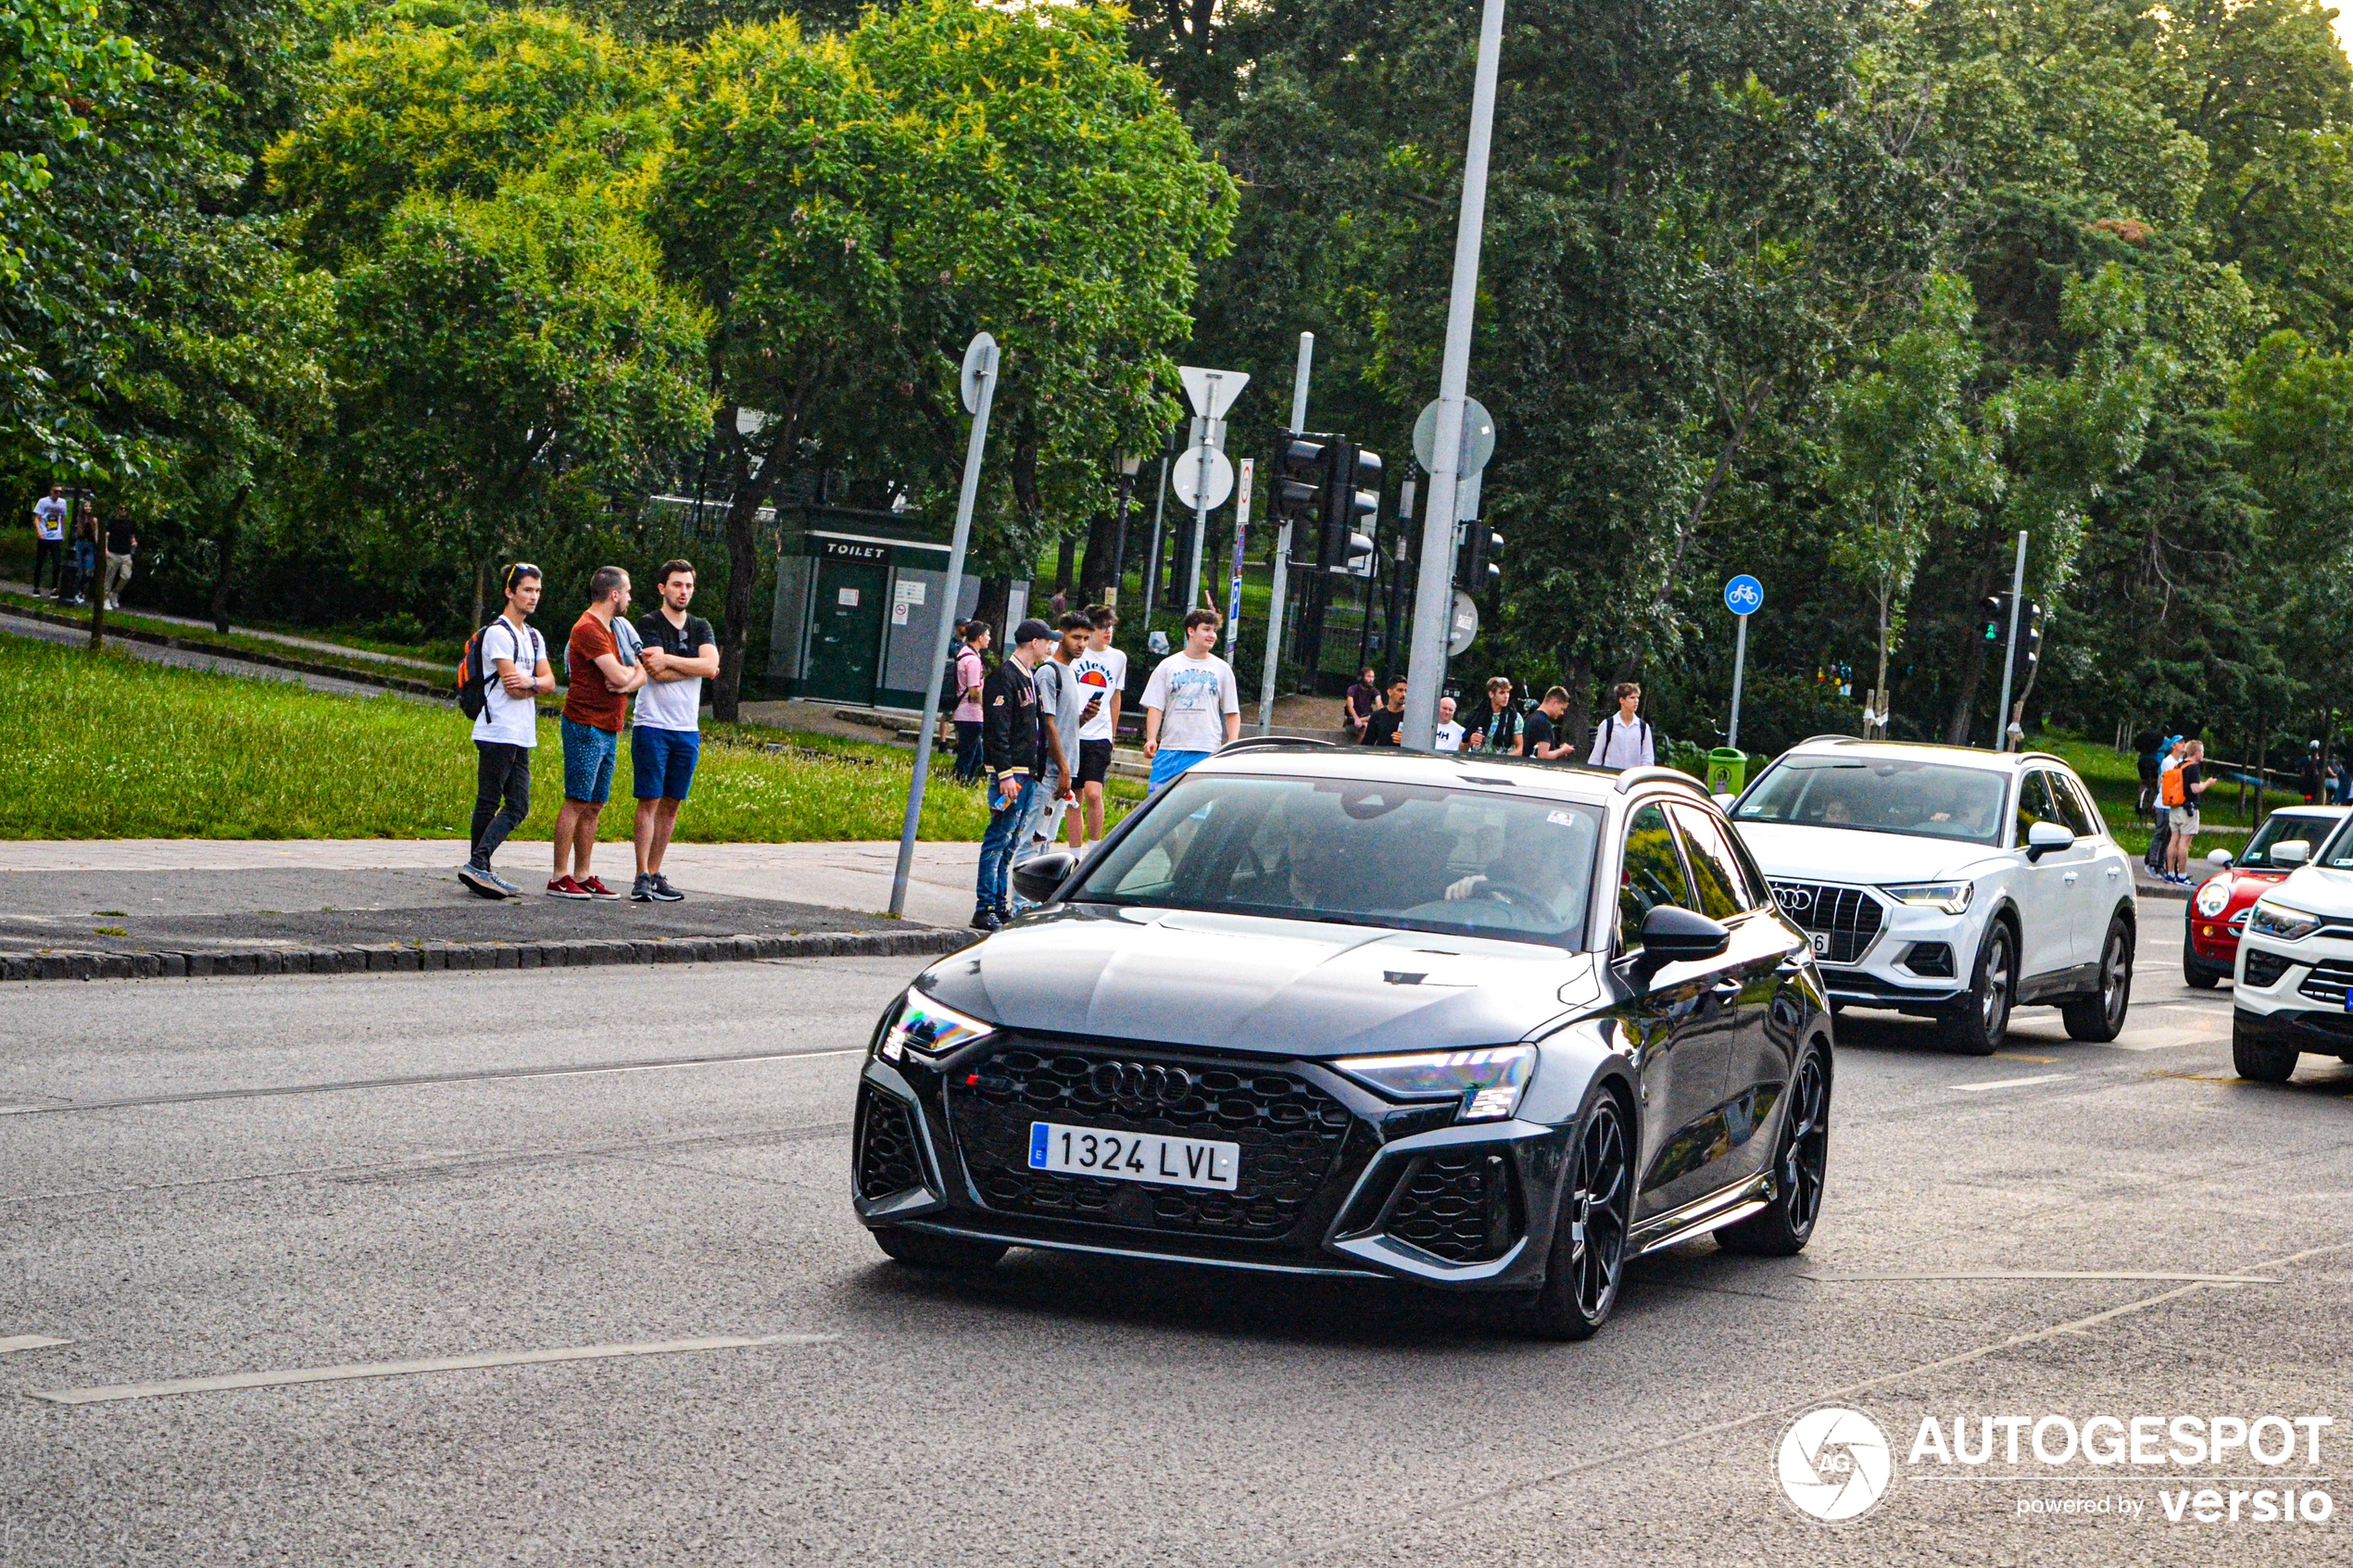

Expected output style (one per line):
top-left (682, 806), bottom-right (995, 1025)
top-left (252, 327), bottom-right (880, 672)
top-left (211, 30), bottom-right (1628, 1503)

top-left (1772, 884), bottom-right (1814, 914)
top-left (1088, 1060), bottom-right (1195, 1102)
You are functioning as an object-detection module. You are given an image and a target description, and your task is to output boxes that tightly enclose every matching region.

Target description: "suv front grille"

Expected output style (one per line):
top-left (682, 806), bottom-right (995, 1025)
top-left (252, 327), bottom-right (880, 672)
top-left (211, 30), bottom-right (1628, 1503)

top-left (2296, 959), bottom-right (2353, 1006)
top-left (948, 1043), bottom-right (1355, 1241)
top-left (2245, 948), bottom-right (2294, 988)
top-left (1768, 882), bottom-right (1885, 965)
top-left (857, 1086), bottom-right (925, 1200)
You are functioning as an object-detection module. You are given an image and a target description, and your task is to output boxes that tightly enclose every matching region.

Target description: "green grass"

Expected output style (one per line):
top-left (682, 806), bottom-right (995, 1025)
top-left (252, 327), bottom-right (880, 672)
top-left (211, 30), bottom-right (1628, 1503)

top-left (0, 633), bottom-right (1000, 842)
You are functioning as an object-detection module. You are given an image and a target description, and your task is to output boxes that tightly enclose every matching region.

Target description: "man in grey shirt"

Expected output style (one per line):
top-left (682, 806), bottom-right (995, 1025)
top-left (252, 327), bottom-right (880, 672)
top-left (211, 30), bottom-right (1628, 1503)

top-left (1022, 611), bottom-right (1095, 857)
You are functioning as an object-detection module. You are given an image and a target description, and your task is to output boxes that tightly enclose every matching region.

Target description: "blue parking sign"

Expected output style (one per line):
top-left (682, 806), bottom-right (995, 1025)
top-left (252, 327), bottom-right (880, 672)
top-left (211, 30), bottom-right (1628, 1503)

top-left (1724, 574), bottom-right (1764, 616)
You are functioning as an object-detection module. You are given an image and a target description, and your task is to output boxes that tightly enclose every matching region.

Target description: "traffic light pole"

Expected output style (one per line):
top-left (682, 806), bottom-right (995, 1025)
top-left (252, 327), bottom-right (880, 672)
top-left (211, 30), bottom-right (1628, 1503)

top-left (1994, 529), bottom-right (2027, 751)
top-left (1403, 0), bottom-right (1506, 750)
top-left (1260, 333), bottom-right (1313, 733)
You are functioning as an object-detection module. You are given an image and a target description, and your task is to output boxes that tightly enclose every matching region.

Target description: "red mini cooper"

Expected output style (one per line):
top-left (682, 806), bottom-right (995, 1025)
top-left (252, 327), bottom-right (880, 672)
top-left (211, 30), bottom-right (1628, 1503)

top-left (2183, 806), bottom-right (2353, 987)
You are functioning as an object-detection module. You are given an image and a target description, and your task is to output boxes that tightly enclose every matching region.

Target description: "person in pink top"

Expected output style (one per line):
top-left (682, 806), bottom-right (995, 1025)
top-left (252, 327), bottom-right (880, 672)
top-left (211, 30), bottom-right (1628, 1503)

top-left (950, 621), bottom-right (990, 783)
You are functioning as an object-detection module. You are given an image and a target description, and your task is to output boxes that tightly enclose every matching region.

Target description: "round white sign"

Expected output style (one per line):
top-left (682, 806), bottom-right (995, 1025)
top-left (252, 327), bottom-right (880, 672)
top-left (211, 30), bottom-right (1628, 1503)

top-left (1775, 1407), bottom-right (1894, 1523)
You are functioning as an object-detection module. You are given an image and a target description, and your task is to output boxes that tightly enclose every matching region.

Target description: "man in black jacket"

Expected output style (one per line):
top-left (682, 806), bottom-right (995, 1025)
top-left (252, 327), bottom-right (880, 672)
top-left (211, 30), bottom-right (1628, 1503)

top-left (974, 618), bottom-right (1056, 930)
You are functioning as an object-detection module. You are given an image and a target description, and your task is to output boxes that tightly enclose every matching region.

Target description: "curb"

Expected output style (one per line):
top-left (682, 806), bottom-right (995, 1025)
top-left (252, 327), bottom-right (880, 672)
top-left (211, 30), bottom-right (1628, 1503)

top-left (0, 927), bottom-right (974, 984)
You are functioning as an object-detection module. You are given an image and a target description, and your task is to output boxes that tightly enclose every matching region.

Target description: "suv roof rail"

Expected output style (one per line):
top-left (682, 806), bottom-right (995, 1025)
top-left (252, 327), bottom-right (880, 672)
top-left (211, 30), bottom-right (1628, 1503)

top-left (1612, 766), bottom-right (1710, 797)
top-left (1796, 734), bottom-right (1858, 747)
top-left (1216, 734), bottom-right (1339, 756)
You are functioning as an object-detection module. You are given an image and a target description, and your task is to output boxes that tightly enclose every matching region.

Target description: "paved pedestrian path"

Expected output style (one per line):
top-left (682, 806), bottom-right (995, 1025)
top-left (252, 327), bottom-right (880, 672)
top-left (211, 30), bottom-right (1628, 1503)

top-left (0, 579), bottom-right (441, 669)
top-left (0, 609), bottom-right (422, 702)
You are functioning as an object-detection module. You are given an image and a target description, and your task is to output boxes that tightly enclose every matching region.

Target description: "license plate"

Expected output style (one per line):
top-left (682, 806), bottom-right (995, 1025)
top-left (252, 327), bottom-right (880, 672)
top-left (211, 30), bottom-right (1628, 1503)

top-left (1028, 1122), bottom-right (1239, 1191)
top-left (1810, 931), bottom-right (1830, 956)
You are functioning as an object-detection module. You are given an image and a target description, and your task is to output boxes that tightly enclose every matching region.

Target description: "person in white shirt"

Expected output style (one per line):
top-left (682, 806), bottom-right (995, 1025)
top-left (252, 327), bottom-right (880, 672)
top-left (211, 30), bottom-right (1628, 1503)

top-left (1065, 603), bottom-right (1128, 849)
top-left (1025, 613), bottom-right (1094, 855)
top-left (30, 484), bottom-right (68, 597)
top-left (1588, 681), bottom-right (1655, 770)
top-left (629, 559), bottom-right (720, 902)
top-left (1141, 608), bottom-right (1240, 792)
top-left (1433, 695), bottom-right (1466, 752)
top-left (459, 564), bottom-right (555, 898)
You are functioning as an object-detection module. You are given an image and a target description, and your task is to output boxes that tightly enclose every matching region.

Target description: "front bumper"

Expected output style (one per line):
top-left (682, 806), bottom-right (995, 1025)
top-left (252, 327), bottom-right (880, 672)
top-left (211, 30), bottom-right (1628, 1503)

top-left (2233, 930), bottom-right (2353, 1052)
top-left (851, 1035), bottom-right (1574, 1291)
top-left (2184, 900), bottom-right (2247, 977)
top-left (1770, 879), bottom-right (1975, 1017)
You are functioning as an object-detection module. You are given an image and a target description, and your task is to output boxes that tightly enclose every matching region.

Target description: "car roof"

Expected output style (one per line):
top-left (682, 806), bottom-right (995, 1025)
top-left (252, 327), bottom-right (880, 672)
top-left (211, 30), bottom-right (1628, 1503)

top-left (1779, 736), bottom-right (2063, 773)
top-left (1191, 744), bottom-right (1708, 807)
top-left (2266, 805), bottom-right (2351, 819)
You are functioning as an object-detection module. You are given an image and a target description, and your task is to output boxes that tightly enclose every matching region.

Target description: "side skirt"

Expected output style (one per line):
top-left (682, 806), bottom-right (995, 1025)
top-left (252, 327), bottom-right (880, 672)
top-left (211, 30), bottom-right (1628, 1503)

top-left (1629, 1172), bottom-right (1774, 1257)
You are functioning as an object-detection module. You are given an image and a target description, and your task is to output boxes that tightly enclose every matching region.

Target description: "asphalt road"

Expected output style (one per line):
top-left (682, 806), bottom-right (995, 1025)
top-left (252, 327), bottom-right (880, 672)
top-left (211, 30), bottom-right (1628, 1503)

top-left (2, 915), bottom-right (2348, 1565)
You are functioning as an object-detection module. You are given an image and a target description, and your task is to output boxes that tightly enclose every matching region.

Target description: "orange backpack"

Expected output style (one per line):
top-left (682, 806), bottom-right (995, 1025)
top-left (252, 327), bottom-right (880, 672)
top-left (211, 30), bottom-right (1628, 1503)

top-left (2160, 764), bottom-right (2186, 808)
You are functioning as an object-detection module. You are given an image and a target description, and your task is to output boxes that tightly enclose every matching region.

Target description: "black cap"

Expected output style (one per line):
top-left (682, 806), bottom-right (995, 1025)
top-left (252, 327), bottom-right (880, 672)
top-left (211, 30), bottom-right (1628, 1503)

top-left (1013, 618), bottom-right (1055, 645)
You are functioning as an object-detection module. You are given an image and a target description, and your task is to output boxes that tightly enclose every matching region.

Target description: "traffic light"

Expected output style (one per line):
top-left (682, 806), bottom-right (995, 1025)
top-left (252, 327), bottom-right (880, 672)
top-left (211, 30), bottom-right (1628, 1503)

top-left (1323, 442), bottom-right (1381, 574)
top-left (1277, 432), bottom-right (1335, 568)
top-left (1455, 520), bottom-right (1503, 593)
top-left (2011, 600), bottom-right (2044, 685)
top-left (1981, 593), bottom-right (2011, 645)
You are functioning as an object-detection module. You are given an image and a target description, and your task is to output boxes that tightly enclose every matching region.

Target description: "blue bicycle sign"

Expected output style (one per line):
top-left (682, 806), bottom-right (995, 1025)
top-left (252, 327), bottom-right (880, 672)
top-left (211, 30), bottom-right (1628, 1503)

top-left (1724, 574), bottom-right (1764, 616)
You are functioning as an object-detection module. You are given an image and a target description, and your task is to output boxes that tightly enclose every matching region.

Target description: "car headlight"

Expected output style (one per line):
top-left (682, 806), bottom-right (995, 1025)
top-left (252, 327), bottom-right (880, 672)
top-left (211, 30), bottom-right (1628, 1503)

top-left (1883, 882), bottom-right (1973, 915)
top-left (2195, 878), bottom-right (2233, 918)
top-left (1334, 1044), bottom-right (1536, 1123)
top-left (879, 992), bottom-right (995, 1061)
top-left (2247, 900), bottom-right (2322, 942)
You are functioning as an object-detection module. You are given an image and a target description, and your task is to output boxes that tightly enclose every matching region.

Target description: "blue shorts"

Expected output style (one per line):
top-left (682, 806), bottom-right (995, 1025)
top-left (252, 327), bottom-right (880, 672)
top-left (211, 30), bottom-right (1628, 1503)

top-left (633, 726), bottom-right (700, 801)
top-left (1148, 748), bottom-right (1214, 793)
top-left (560, 716), bottom-right (619, 805)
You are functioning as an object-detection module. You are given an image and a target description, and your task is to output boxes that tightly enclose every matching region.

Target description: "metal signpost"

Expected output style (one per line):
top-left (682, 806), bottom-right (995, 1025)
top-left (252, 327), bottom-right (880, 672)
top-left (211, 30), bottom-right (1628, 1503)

top-left (889, 332), bottom-right (1000, 918)
top-left (1994, 531), bottom-right (2027, 751)
top-left (1723, 573), bottom-right (1762, 751)
top-left (1177, 367), bottom-right (1247, 611)
top-left (1260, 333), bottom-right (1312, 733)
top-left (1402, 0), bottom-right (1508, 749)
top-left (1225, 458), bottom-right (1252, 662)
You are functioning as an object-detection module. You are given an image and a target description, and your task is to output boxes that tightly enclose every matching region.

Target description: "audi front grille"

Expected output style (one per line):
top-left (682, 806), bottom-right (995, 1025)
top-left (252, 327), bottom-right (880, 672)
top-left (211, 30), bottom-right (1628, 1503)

top-left (1768, 882), bottom-right (1886, 965)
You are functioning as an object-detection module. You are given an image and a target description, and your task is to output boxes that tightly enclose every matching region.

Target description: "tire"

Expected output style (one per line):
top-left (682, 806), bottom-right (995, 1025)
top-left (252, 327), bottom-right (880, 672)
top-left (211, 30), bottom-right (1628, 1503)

top-left (2231, 1014), bottom-right (2299, 1084)
top-left (2183, 960), bottom-right (2220, 991)
top-left (2062, 917), bottom-right (2133, 1042)
top-left (870, 1226), bottom-right (1008, 1271)
top-left (1522, 1088), bottom-right (1634, 1341)
top-left (1937, 920), bottom-right (2015, 1056)
top-left (1718, 1041), bottom-right (1831, 1258)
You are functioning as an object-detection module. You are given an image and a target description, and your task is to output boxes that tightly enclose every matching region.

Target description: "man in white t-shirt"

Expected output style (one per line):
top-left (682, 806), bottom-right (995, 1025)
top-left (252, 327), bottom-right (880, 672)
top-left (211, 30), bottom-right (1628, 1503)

top-left (1433, 695), bottom-right (1466, 752)
top-left (1588, 681), bottom-right (1655, 769)
top-left (1141, 608), bottom-right (1240, 792)
top-left (630, 559), bottom-right (720, 903)
top-left (1064, 602), bottom-right (1128, 849)
top-left (30, 484), bottom-right (67, 597)
top-left (1024, 612), bottom-right (1094, 856)
top-left (459, 564), bottom-right (555, 899)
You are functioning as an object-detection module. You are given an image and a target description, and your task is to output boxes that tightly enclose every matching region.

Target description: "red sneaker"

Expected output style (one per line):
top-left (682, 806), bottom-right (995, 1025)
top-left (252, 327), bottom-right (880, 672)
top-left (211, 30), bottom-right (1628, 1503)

top-left (546, 875), bottom-right (591, 900)
top-left (577, 875), bottom-right (623, 900)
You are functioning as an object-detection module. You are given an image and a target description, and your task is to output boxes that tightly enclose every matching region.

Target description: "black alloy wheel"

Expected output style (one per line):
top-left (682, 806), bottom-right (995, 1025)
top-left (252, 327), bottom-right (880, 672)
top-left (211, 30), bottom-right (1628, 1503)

top-left (2062, 917), bottom-right (2133, 1042)
top-left (2231, 1014), bottom-right (2300, 1084)
top-left (1525, 1091), bottom-right (1632, 1341)
top-left (871, 1226), bottom-right (1009, 1271)
top-left (1720, 1043), bottom-right (1830, 1257)
top-left (1938, 921), bottom-right (2013, 1056)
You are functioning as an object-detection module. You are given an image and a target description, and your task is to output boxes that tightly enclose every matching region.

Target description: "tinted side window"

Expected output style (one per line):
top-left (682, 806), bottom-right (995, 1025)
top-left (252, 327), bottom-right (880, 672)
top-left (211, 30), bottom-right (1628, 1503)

top-left (1668, 803), bottom-right (1748, 921)
top-left (2054, 773), bottom-right (2104, 838)
top-left (2014, 771), bottom-right (2059, 847)
top-left (1618, 803), bottom-right (1694, 947)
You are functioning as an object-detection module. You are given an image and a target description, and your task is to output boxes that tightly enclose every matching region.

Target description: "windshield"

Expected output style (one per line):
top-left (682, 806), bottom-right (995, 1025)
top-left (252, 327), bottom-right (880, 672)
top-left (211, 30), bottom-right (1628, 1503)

top-left (1070, 772), bottom-right (1604, 948)
top-left (2243, 814), bottom-right (2346, 871)
top-left (1734, 756), bottom-right (2010, 846)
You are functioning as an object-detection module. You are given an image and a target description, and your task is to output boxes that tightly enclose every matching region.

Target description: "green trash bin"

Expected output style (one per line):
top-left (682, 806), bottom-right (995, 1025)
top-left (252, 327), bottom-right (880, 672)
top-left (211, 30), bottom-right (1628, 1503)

top-left (1705, 747), bottom-right (1747, 798)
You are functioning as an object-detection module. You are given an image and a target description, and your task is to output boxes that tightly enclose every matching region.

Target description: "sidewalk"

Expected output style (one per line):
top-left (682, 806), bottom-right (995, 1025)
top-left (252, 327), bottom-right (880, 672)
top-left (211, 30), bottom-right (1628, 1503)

top-left (0, 580), bottom-right (440, 670)
top-left (0, 840), bottom-right (985, 980)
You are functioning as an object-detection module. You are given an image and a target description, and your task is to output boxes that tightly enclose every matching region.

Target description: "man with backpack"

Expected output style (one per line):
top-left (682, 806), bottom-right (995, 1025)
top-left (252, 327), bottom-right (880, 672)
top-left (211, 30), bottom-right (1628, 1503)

top-left (974, 619), bottom-right (1056, 931)
top-left (457, 564), bottom-right (554, 898)
top-left (1588, 682), bottom-right (1656, 768)
top-left (950, 621), bottom-right (990, 784)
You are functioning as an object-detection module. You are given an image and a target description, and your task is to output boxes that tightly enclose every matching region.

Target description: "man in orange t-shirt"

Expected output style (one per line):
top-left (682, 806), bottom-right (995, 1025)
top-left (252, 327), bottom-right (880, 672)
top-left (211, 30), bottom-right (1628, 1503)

top-left (550, 565), bottom-right (648, 899)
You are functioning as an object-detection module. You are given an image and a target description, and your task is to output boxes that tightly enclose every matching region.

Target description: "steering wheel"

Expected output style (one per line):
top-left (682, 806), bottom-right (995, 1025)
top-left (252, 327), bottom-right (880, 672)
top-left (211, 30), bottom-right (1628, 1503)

top-left (1464, 878), bottom-right (1551, 911)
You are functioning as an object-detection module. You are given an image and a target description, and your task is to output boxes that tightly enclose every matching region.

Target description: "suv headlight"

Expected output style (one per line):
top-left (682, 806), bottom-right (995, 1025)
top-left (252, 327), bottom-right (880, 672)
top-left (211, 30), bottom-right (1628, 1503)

top-left (879, 993), bottom-right (995, 1061)
top-left (1883, 882), bottom-right (1973, 915)
top-left (2195, 877), bottom-right (2233, 918)
top-left (1334, 1044), bottom-right (1536, 1123)
top-left (2247, 901), bottom-right (2322, 942)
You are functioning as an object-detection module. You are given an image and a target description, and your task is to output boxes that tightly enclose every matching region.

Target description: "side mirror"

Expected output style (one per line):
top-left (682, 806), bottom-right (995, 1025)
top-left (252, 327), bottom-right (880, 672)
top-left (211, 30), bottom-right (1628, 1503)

top-left (1010, 848), bottom-right (1078, 905)
top-left (2024, 820), bottom-right (2075, 861)
top-left (2207, 847), bottom-right (2233, 867)
top-left (1712, 792), bottom-right (1738, 810)
top-left (1632, 905), bottom-right (1731, 978)
top-left (2272, 839), bottom-right (2310, 868)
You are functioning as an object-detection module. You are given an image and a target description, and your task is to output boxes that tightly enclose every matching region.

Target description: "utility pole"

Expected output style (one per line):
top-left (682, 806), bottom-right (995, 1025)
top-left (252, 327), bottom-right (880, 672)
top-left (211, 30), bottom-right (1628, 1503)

top-left (1994, 530), bottom-right (2027, 752)
top-left (1260, 332), bottom-right (1312, 732)
top-left (1139, 440), bottom-right (1171, 633)
top-left (1403, 0), bottom-right (1507, 750)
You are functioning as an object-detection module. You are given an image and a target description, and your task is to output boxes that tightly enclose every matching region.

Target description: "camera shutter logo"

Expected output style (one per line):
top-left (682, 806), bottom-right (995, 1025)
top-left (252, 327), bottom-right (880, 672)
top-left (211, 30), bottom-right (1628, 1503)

top-left (1776, 1407), bottom-right (1893, 1522)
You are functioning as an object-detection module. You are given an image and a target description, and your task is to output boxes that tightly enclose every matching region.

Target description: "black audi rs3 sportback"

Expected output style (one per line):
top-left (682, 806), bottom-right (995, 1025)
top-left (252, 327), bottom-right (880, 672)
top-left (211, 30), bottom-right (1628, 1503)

top-left (852, 744), bottom-right (1832, 1338)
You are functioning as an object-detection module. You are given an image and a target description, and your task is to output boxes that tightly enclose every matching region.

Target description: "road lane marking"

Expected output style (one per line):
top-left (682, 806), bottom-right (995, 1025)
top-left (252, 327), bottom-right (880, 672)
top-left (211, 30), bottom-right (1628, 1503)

top-left (24, 1332), bottom-right (836, 1405)
top-left (0, 1046), bottom-right (863, 1117)
top-left (0, 1335), bottom-right (73, 1354)
top-left (1954, 1073), bottom-right (2070, 1092)
top-left (1992, 1052), bottom-right (2058, 1063)
top-left (1803, 1270), bottom-right (2278, 1284)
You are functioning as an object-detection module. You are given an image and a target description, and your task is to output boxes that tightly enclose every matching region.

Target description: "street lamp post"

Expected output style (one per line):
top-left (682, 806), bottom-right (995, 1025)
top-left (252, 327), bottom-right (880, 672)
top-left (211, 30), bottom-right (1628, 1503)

top-left (1108, 454), bottom-right (1141, 607)
top-left (1403, 0), bottom-right (1508, 750)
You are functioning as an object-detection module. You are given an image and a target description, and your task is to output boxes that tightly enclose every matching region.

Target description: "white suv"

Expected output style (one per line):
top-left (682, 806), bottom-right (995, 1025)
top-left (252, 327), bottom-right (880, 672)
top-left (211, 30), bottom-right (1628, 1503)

top-left (1727, 739), bottom-right (2137, 1053)
top-left (2228, 861), bottom-right (2353, 1082)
